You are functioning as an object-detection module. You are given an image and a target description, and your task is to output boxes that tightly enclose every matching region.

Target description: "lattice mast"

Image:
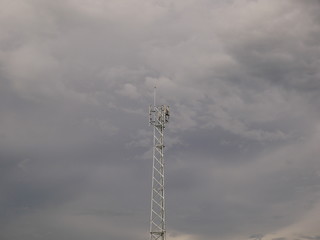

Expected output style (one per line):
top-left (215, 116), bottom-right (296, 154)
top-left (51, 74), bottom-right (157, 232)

top-left (149, 86), bottom-right (170, 240)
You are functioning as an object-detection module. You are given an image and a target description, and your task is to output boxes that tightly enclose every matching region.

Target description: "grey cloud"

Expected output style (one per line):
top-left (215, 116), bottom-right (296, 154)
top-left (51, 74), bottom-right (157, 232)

top-left (1, 0), bottom-right (320, 240)
top-left (250, 234), bottom-right (265, 239)
top-left (300, 236), bottom-right (320, 240)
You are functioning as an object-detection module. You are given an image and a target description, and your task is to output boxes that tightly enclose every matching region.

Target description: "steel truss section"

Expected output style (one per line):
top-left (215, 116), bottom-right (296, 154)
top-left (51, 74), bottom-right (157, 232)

top-left (149, 104), bottom-right (170, 240)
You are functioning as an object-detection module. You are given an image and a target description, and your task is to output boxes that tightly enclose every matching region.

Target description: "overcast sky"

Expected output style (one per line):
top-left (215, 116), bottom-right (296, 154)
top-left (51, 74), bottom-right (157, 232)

top-left (1, 0), bottom-right (320, 240)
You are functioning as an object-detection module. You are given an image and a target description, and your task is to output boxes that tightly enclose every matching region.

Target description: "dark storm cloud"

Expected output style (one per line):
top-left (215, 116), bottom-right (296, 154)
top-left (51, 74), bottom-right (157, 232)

top-left (1, 0), bottom-right (320, 240)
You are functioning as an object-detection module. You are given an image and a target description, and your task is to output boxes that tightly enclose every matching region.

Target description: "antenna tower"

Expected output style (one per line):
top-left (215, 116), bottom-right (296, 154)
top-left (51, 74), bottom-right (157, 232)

top-left (148, 86), bottom-right (170, 240)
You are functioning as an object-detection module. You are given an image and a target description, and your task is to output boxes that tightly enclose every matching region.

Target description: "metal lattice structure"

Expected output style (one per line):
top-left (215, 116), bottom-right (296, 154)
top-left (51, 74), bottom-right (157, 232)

top-left (148, 87), bottom-right (170, 240)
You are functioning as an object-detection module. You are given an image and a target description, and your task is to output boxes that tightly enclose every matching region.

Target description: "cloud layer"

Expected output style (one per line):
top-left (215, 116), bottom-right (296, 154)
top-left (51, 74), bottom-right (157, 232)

top-left (1, 0), bottom-right (320, 240)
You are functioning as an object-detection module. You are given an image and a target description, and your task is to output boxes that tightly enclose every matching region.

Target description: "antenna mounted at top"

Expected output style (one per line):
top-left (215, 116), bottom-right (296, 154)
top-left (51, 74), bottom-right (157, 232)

top-left (153, 84), bottom-right (156, 107)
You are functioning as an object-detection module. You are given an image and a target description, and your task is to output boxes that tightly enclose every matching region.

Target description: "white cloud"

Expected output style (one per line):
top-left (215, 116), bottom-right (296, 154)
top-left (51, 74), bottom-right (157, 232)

top-left (116, 83), bottom-right (140, 99)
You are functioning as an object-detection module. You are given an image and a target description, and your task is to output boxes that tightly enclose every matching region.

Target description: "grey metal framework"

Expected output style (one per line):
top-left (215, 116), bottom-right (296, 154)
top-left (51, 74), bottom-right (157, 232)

top-left (149, 91), bottom-right (170, 240)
